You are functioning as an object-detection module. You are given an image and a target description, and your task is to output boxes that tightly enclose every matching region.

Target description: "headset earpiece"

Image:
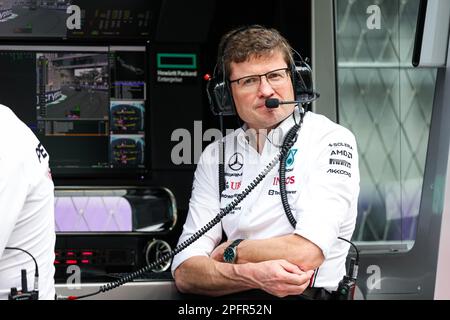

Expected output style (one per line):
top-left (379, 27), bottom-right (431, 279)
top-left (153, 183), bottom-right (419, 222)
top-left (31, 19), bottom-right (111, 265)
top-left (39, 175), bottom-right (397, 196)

top-left (206, 75), bottom-right (235, 116)
top-left (291, 55), bottom-right (318, 104)
top-left (206, 27), bottom-right (246, 117)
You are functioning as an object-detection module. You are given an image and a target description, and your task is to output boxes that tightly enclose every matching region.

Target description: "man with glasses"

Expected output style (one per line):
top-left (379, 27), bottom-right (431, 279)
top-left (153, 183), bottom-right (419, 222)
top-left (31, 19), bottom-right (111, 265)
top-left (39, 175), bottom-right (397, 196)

top-left (171, 25), bottom-right (360, 299)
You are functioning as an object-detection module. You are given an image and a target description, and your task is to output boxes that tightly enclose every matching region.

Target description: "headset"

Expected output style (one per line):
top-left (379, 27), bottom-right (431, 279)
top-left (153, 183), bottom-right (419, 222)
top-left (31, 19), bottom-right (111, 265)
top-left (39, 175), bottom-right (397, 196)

top-left (205, 25), bottom-right (320, 116)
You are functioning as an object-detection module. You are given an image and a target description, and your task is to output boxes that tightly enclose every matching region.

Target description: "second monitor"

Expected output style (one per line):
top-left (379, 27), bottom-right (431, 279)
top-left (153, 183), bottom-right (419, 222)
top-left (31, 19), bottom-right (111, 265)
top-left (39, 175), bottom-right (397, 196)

top-left (0, 45), bottom-right (148, 177)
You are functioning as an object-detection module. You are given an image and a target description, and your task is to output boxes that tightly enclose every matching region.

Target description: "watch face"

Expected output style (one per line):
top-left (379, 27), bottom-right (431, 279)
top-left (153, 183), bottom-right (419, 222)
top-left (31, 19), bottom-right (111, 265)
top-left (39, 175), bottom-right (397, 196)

top-left (223, 247), bottom-right (235, 263)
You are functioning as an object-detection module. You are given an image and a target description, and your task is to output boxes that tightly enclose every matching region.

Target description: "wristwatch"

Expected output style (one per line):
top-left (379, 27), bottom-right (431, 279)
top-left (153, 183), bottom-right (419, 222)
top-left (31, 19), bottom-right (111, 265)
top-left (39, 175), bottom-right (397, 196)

top-left (223, 239), bottom-right (244, 263)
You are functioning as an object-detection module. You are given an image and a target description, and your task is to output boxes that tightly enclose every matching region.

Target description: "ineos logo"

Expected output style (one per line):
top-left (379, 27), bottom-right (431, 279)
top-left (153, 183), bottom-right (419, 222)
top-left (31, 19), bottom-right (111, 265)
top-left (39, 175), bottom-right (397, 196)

top-left (228, 152), bottom-right (244, 171)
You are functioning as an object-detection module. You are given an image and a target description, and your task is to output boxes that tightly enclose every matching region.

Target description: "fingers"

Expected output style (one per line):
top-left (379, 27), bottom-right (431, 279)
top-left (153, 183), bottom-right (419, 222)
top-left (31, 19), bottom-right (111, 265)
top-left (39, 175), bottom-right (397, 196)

top-left (277, 259), bottom-right (303, 275)
top-left (258, 260), bottom-right (316, 297)
top-left (282, 268), bottom-right (313, 286)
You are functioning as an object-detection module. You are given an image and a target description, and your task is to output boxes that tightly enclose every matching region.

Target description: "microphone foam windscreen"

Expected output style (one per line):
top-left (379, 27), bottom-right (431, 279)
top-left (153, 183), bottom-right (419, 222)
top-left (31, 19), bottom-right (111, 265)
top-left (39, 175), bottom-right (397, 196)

top-left (265, 98), bottom-right (280, 108)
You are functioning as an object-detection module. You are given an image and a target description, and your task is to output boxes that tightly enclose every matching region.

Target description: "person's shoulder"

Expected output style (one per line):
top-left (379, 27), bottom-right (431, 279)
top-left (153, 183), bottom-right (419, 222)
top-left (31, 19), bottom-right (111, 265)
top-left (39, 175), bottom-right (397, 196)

top-left (0, 105), bottom-right (24, 166)
top-left (0, 105), bottom-right (20, 140)
top-left (0, 104), bottom-right (39, 157)
top-left (0, 104), bottom-right (15, 122)
top-left (305, 111), bottom-right (356, 141)
top-left (0, 104), bottom-right (27, 134)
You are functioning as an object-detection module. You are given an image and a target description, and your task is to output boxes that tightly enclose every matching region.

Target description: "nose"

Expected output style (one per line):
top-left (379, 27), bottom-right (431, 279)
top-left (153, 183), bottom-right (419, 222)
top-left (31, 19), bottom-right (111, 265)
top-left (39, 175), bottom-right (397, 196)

top-left (257, 76), bottom-right (275, 97)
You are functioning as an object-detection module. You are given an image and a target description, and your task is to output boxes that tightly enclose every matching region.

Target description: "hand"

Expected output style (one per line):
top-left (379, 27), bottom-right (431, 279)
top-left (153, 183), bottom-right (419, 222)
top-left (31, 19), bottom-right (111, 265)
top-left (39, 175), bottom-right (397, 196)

top-left (243, 260), bottom-right (314, 298)
top-left (210, 241), bottom-right (232, 262)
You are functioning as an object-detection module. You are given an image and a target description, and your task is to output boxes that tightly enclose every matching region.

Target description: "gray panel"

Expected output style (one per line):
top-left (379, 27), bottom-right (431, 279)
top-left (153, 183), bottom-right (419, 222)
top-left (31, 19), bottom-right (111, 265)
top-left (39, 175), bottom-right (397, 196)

top-left (416, 0), bottom-right (450, 67)
top-left (353, 34), bottom-right (450, 299)
top-left (56, 281), bottom-right (182, 300)
top-left (312, 0), bottom-right (337, 121)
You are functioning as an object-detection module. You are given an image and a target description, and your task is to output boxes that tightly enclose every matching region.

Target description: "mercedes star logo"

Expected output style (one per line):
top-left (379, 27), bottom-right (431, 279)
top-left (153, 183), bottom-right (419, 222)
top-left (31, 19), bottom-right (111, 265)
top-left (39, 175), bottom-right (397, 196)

top-left (228, 152), bottom-right (244, 171)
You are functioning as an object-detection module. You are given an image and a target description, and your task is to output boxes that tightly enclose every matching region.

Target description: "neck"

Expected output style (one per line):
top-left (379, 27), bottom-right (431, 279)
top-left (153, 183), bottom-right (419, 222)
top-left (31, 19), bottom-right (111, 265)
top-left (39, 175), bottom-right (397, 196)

top-left (244, 126), bottom-right (274, 154)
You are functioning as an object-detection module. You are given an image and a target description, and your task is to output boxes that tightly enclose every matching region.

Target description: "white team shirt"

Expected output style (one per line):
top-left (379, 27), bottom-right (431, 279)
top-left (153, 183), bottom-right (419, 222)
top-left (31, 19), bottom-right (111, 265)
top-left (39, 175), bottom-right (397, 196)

top-left (0, 105), bottom-right (56, 300)
top-left (171, 109), bottom-right (360, 292)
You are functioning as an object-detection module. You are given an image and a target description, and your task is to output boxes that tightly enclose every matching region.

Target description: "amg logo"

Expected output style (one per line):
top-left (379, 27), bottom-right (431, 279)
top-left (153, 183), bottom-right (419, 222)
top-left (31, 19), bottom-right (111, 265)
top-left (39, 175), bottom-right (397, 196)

top-left (331, 150), bottom-right (352, 159)
top-left (327, 169), bottom-right (351, 178)
top-left (329, 158), bottom-right (351, 168)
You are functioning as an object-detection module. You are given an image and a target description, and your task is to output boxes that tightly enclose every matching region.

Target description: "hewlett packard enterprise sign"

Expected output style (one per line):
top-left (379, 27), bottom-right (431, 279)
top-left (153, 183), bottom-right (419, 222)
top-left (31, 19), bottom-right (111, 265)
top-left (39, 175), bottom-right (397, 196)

top-left (156, 53), bottom-right (198, 84)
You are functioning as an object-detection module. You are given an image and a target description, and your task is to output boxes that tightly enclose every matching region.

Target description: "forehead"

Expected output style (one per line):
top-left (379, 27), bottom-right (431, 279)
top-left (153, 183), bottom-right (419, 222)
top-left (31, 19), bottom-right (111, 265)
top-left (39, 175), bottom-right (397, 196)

top-left (229, 50), bottom-right (288, 79)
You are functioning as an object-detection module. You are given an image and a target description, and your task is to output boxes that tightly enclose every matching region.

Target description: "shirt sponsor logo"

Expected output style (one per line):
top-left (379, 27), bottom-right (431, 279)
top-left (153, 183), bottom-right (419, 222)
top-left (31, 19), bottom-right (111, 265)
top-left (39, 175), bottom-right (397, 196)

top-left (226, 181), bottom-right (241, 190)
top-left (268, 189), bottom-right (297, 196)
top-left (327, 168), bottom-right (351, 178)
top-left (35, 142), bottom-right (48, 163)
top-left (285, 149), bottom-right (298, 168)
top-left (272, 176), bottom-right (296, 186)
top-left (329, 158), bottom-right (351, 168)
top-left (225, 172), bottom-right (243, 177)
top-left (329, 142), bottom-right (353, 150)
top-left (330, 150), bottom-right (352, 159)
top-left (221, 193), bottom-right (239, 199)
top-left (228, 152), bottom-right (244, 171)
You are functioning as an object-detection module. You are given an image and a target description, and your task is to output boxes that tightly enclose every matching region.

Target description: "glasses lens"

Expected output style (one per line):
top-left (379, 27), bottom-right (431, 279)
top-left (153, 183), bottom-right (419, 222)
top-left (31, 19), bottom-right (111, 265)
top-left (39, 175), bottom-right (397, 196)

top-left (234, 68), bottom-right (289, 91)
top-left (240, 76), bottom-right (260, 88)
top-left (266, 69), bottom-right (288, 85)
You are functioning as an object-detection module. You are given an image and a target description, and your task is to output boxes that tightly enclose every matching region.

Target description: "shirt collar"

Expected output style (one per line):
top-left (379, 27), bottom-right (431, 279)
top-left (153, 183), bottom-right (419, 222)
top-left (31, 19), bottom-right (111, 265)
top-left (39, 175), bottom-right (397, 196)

top-left (236, 108), bottom-right (303, 150)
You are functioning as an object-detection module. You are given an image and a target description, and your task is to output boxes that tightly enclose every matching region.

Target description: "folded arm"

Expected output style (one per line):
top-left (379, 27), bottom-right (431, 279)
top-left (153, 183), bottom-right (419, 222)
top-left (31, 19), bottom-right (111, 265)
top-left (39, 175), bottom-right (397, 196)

top-left (174, 256), bottom-right (314, 297)
top-left (211, 234), bottom-right (324, 271)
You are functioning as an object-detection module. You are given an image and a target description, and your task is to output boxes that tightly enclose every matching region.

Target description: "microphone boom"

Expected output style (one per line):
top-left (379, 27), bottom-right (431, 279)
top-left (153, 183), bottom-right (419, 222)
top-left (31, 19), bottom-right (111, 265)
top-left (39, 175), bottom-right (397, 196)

top-left (265, 93), bottom-right (320, 108)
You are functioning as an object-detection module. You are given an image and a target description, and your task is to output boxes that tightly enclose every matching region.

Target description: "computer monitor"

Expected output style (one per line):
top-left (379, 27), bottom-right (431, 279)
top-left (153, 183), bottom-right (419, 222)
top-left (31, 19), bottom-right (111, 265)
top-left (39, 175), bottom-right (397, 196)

top-left (0, 0), bottom-right (160, 40)
top-left (0, 45), bottom-right (149, 177)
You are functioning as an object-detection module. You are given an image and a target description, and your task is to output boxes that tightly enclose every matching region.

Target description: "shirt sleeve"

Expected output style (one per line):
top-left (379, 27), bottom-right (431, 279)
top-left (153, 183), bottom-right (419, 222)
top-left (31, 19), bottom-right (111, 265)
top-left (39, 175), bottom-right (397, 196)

top-left (0, 158), bottom-right (28, 259)
top-left (171, 143), bottom-right (222, 276)
top-left (294, 128), bottom-right (360, 259)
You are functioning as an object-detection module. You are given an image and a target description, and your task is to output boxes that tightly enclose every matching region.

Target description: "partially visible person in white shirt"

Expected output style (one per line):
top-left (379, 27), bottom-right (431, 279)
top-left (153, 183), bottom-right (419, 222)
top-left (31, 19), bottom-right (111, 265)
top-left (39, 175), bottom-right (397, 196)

top-left (0, 105), bottom-right (55, 300)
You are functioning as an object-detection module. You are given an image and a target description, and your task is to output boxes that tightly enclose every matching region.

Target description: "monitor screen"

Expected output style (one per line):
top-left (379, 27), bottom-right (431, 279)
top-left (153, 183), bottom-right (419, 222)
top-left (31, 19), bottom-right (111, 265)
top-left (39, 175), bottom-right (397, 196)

top-left (0, 0), bottom-right (160, 39)
top-left (0, 45), bottom-right (148, 176)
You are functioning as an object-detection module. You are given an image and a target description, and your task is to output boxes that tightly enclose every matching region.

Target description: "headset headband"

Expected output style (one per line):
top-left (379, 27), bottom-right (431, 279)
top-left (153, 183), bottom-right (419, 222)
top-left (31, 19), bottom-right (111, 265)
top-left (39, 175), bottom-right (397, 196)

top-left (206, 25), bottom-right (318, 116)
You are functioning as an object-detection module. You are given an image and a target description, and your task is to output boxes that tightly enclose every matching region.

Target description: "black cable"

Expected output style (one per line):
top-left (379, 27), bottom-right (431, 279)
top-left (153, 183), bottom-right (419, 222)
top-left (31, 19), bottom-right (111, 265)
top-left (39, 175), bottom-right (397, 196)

top-left (337, 237), bottom-right (360, 265)
top-left (219, 142), bottom-right (225, 196)
top-left (4, 247), bottom-right (39, 278)
top-left (279, 108), bottom-right (304, 229)
top-left (279, 134), bottom-right (300, 228)
top-left (4, 247), bottom-right (39, 297)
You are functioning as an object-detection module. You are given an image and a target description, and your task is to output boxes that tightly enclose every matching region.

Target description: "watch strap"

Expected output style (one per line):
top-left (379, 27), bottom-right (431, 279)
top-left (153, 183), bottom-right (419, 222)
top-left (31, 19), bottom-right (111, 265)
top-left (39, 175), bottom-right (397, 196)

top-left (224, 238), bottom-right (244, 263)
top-left (229, 238), bottom-right (244, 249)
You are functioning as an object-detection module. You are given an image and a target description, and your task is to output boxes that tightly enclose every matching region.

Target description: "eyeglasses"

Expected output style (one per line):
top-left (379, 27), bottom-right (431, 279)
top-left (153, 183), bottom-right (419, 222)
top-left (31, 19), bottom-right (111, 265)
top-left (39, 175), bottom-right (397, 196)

top-left (229, 68), bottom-right (290, 92)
